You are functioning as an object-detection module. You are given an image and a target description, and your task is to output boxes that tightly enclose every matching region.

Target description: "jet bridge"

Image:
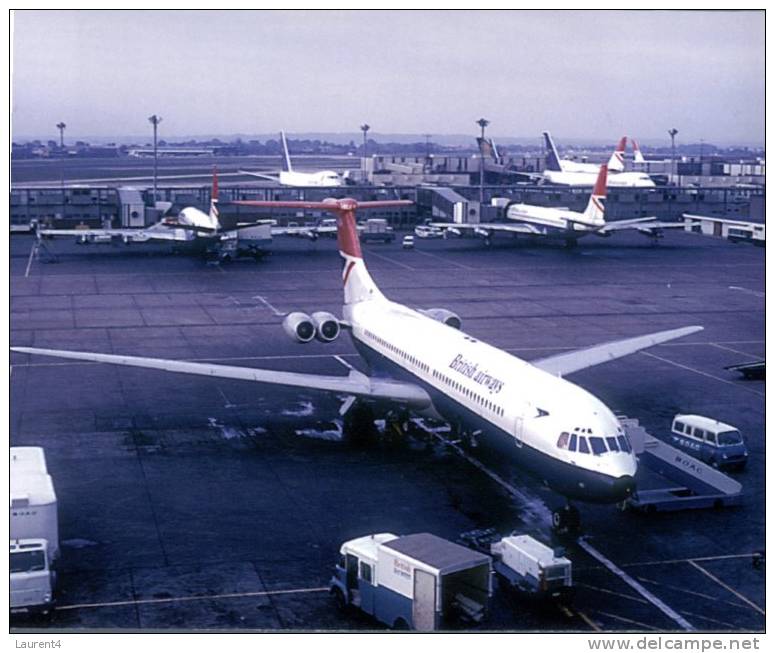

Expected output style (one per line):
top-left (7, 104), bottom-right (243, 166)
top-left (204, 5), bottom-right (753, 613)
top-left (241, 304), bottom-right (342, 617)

top-left (620, 417), bottom-right (742, 512)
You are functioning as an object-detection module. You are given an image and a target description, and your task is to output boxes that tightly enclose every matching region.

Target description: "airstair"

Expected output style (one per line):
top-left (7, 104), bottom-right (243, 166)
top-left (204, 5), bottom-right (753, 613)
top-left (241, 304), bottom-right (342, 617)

top-left (620, 417), bottom-right (743, 512)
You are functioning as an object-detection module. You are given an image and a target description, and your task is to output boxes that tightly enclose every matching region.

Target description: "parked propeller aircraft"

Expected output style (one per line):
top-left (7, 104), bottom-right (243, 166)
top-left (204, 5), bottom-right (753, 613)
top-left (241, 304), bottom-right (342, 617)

top-left (240, 131), bottom-right (350, 187)
top-left (432, 165), bottom-right (683, 248)
top-left (13, 196), bottom-right (703, 529)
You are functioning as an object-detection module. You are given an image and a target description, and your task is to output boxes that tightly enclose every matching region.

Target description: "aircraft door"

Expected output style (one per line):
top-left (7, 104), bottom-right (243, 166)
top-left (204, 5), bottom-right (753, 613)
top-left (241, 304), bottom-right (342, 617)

top-left (514, 414), bottom-right (524, 447)
top-left (412, 569), bottom-right (437, 631)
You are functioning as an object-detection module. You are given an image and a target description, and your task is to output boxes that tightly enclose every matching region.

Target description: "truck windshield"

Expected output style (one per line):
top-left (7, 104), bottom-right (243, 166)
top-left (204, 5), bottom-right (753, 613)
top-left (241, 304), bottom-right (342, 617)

top-left (10, 550), bottom-right (46, 573)
top-left (717, 430), bottom-right (743, 446)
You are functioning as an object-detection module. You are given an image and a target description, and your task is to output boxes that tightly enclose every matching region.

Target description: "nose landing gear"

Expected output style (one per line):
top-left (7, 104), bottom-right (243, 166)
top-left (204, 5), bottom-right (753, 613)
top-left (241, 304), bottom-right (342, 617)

top-left (552, 503), bottom-right (581, 535)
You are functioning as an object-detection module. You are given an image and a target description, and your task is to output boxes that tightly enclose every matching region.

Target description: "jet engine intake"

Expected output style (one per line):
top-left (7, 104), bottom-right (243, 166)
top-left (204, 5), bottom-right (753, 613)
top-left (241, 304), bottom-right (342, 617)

top-left (311, 311), bottom-right (341, 342)
top-left (283, 311), bottom-right (316, 343)
top-left (419, 308), bottom-right (462, 330)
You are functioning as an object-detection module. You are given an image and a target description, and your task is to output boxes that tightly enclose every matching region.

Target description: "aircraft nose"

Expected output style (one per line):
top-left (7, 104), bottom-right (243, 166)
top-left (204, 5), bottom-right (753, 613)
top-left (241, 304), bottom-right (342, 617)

top-left (612, 475), bottom-right (637, 500)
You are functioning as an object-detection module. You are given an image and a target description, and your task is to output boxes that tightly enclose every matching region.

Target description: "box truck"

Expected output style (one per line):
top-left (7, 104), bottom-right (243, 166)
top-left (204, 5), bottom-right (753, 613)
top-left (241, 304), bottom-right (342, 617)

top-left (330, 532), bottom-right (491, 630)
top-left (10, 447), bottom-right (59, 615)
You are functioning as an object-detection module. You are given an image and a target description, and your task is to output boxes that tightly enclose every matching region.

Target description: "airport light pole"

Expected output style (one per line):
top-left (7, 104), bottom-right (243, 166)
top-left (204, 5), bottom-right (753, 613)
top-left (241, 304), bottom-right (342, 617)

top-left (476, 118), bottom-right (490, 204)
top-left (668, 128), bottom-right (678, 186)
top-left (360, 124), bottom-right (370, 158)
top-left (56, 122), bottom-right (66, 193)
top-left (423, 133), bottom-right (432, 172)
top-left (148, 114), bottom-right (162, 203)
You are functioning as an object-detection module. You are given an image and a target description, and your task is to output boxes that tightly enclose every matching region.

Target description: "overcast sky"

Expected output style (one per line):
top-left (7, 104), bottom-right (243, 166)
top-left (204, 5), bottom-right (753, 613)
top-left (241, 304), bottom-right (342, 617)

top-left (11, 9), bottom-right (765, 145)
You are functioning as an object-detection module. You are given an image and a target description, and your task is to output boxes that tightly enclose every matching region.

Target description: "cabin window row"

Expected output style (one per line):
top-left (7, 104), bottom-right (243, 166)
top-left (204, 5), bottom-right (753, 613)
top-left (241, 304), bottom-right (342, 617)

top-left (557, 432), bottom-right (632, 455)
top-left (431, 369), bottom-right (504, 417)
top-left (364, 329), bottom-right (429, 373)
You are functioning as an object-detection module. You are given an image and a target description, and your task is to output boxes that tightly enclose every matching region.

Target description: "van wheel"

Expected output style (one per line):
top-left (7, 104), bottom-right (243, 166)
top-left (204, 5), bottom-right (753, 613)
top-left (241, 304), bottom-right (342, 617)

top-left (330, 587), bottom-right (347, 612)
top-left (392, 617), bottom-right (410, 630)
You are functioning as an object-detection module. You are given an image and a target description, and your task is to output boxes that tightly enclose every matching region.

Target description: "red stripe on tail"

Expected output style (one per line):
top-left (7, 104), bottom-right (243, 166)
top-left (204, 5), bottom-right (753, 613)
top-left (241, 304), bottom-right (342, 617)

top-left (337, 209), bottom-right (362, 258)
top-left (616, 136), bottom-right (627, 152)
top-left (593, 165), bottom-right (608, 197)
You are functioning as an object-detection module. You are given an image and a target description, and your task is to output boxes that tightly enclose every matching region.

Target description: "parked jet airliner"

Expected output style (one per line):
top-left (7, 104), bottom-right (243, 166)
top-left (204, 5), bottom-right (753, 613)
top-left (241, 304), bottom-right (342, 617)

top-left (432, 165), bottom-right (684, 247)
top-left (241, 131), bottom-right (348, 187)
top-left (13, 197), bottom-right (702, 528)
top-left (539, 132), bottom-right (656, 188)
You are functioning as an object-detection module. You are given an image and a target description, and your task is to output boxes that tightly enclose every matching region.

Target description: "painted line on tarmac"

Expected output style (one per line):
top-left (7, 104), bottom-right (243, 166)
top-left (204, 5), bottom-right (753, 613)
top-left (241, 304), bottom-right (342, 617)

top-left (56, 586), bottom-right (330, 611)
top-left (558, 604), bottom-right (601, 632)
top-left (729, 285), bottom-right (765, 298)
top-left (577, 538), bottom-right (695, 631)
top-left (688, 561), bottom-right (765, 616)
top-left (253, 295), bottom-right (287, 317)
top-left (594, 611), bottom-right (660, 631)
top-left (708, 342), bottom-right (763, 359)
top-left (412, 248), bottom-right (474, 270)
top-left (574, 582), bottom-right (649, 605)
top-left (639, 351), bottom-right (765, 397)
top-left (635, 575), bottom-right (752, 610)
top-left (362, 249), bottom-right (415, 271)
top-left (615, 553), bottom-right (762, 568)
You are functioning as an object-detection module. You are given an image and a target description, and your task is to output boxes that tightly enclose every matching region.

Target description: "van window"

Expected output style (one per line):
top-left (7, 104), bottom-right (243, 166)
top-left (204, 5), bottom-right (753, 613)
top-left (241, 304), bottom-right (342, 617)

top-left (718, 430), bottom-right (743, 446)
top-left (704, 431), bottom-right (717, 445)
top-left (694, 428), bottom-right (705, 441)
top-left (674, 421), bottom-right (685, 433)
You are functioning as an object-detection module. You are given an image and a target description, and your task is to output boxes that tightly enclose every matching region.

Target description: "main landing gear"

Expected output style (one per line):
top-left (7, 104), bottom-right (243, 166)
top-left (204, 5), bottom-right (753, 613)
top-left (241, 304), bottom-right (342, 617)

top-left (552, 503), bottom-right (581, 535)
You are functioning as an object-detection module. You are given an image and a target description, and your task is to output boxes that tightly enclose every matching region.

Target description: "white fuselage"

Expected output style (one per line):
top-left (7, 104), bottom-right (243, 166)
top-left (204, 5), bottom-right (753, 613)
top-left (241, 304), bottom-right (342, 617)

top-left (345, 297), bottom-right (637, 503)
top-left (544, 170), bottom-right (656, 188)
top-left (505, 204), bottom-right (598, 235)
top-left (278, 170), bottom-right (344, 187)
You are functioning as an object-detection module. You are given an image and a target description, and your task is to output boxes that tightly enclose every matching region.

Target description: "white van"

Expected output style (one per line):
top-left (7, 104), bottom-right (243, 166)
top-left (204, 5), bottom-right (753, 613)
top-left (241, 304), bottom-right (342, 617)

top-left (670, 415), bottom-right (748, 471)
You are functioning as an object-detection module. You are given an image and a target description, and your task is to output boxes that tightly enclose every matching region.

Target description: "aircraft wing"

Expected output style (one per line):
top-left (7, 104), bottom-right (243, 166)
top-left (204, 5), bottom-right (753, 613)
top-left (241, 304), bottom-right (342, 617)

top-left (238, 169), bottom-right (281, 182)
top-left (429, 222), bottom-right (541, 235)
top-left (10, 347), bottom-right (432, 409)
top-left (36, 227), bottom-right (188, 242)
top-left (531, 326), bottom-right (703, 377)
top-left (597, 218), bottom-right (686, 234)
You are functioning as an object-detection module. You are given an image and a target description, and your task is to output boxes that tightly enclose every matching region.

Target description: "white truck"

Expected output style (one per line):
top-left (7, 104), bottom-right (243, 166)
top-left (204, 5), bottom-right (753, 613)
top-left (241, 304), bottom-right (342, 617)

top-left (330, 532), bottom-right (492, 630)
top-left (359, 218), bottom-right (395, 243)
top-left (10, 447), bottom-right (59, 615)
top-left (490, 535), bottom-right (573, 603)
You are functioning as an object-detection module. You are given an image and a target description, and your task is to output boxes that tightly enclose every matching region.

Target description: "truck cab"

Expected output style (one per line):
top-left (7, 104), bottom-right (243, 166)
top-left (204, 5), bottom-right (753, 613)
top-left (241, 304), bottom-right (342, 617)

top-left (10, 539), bottom-right (55, 615)
top-left (330, 533), bottom-right (396, 617)
top-left (671, 414), bottom-right (748, 471)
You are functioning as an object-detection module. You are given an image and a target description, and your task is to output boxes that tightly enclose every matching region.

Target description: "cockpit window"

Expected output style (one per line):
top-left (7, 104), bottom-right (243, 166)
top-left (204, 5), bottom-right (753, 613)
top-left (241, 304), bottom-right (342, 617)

top-left (578, 436), bottom-right (590, 454)
top-left (557, 432), bottom-right (570, 449)
top-left (617, 435), bottom-right (632, 453)
top-left (569, 433), bottom-right (577, 452)
top-left (605, 437), bottom-right (620, 452)
top-left (589, 437), bottom-right (606, 455)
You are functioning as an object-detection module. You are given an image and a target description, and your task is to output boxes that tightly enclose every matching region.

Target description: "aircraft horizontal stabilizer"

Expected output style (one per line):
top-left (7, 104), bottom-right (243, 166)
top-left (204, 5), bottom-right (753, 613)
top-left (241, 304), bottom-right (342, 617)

top-left (10, 347), bottom-right (432, 408)
top-left (532, 326), bottom-right (703, 377)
